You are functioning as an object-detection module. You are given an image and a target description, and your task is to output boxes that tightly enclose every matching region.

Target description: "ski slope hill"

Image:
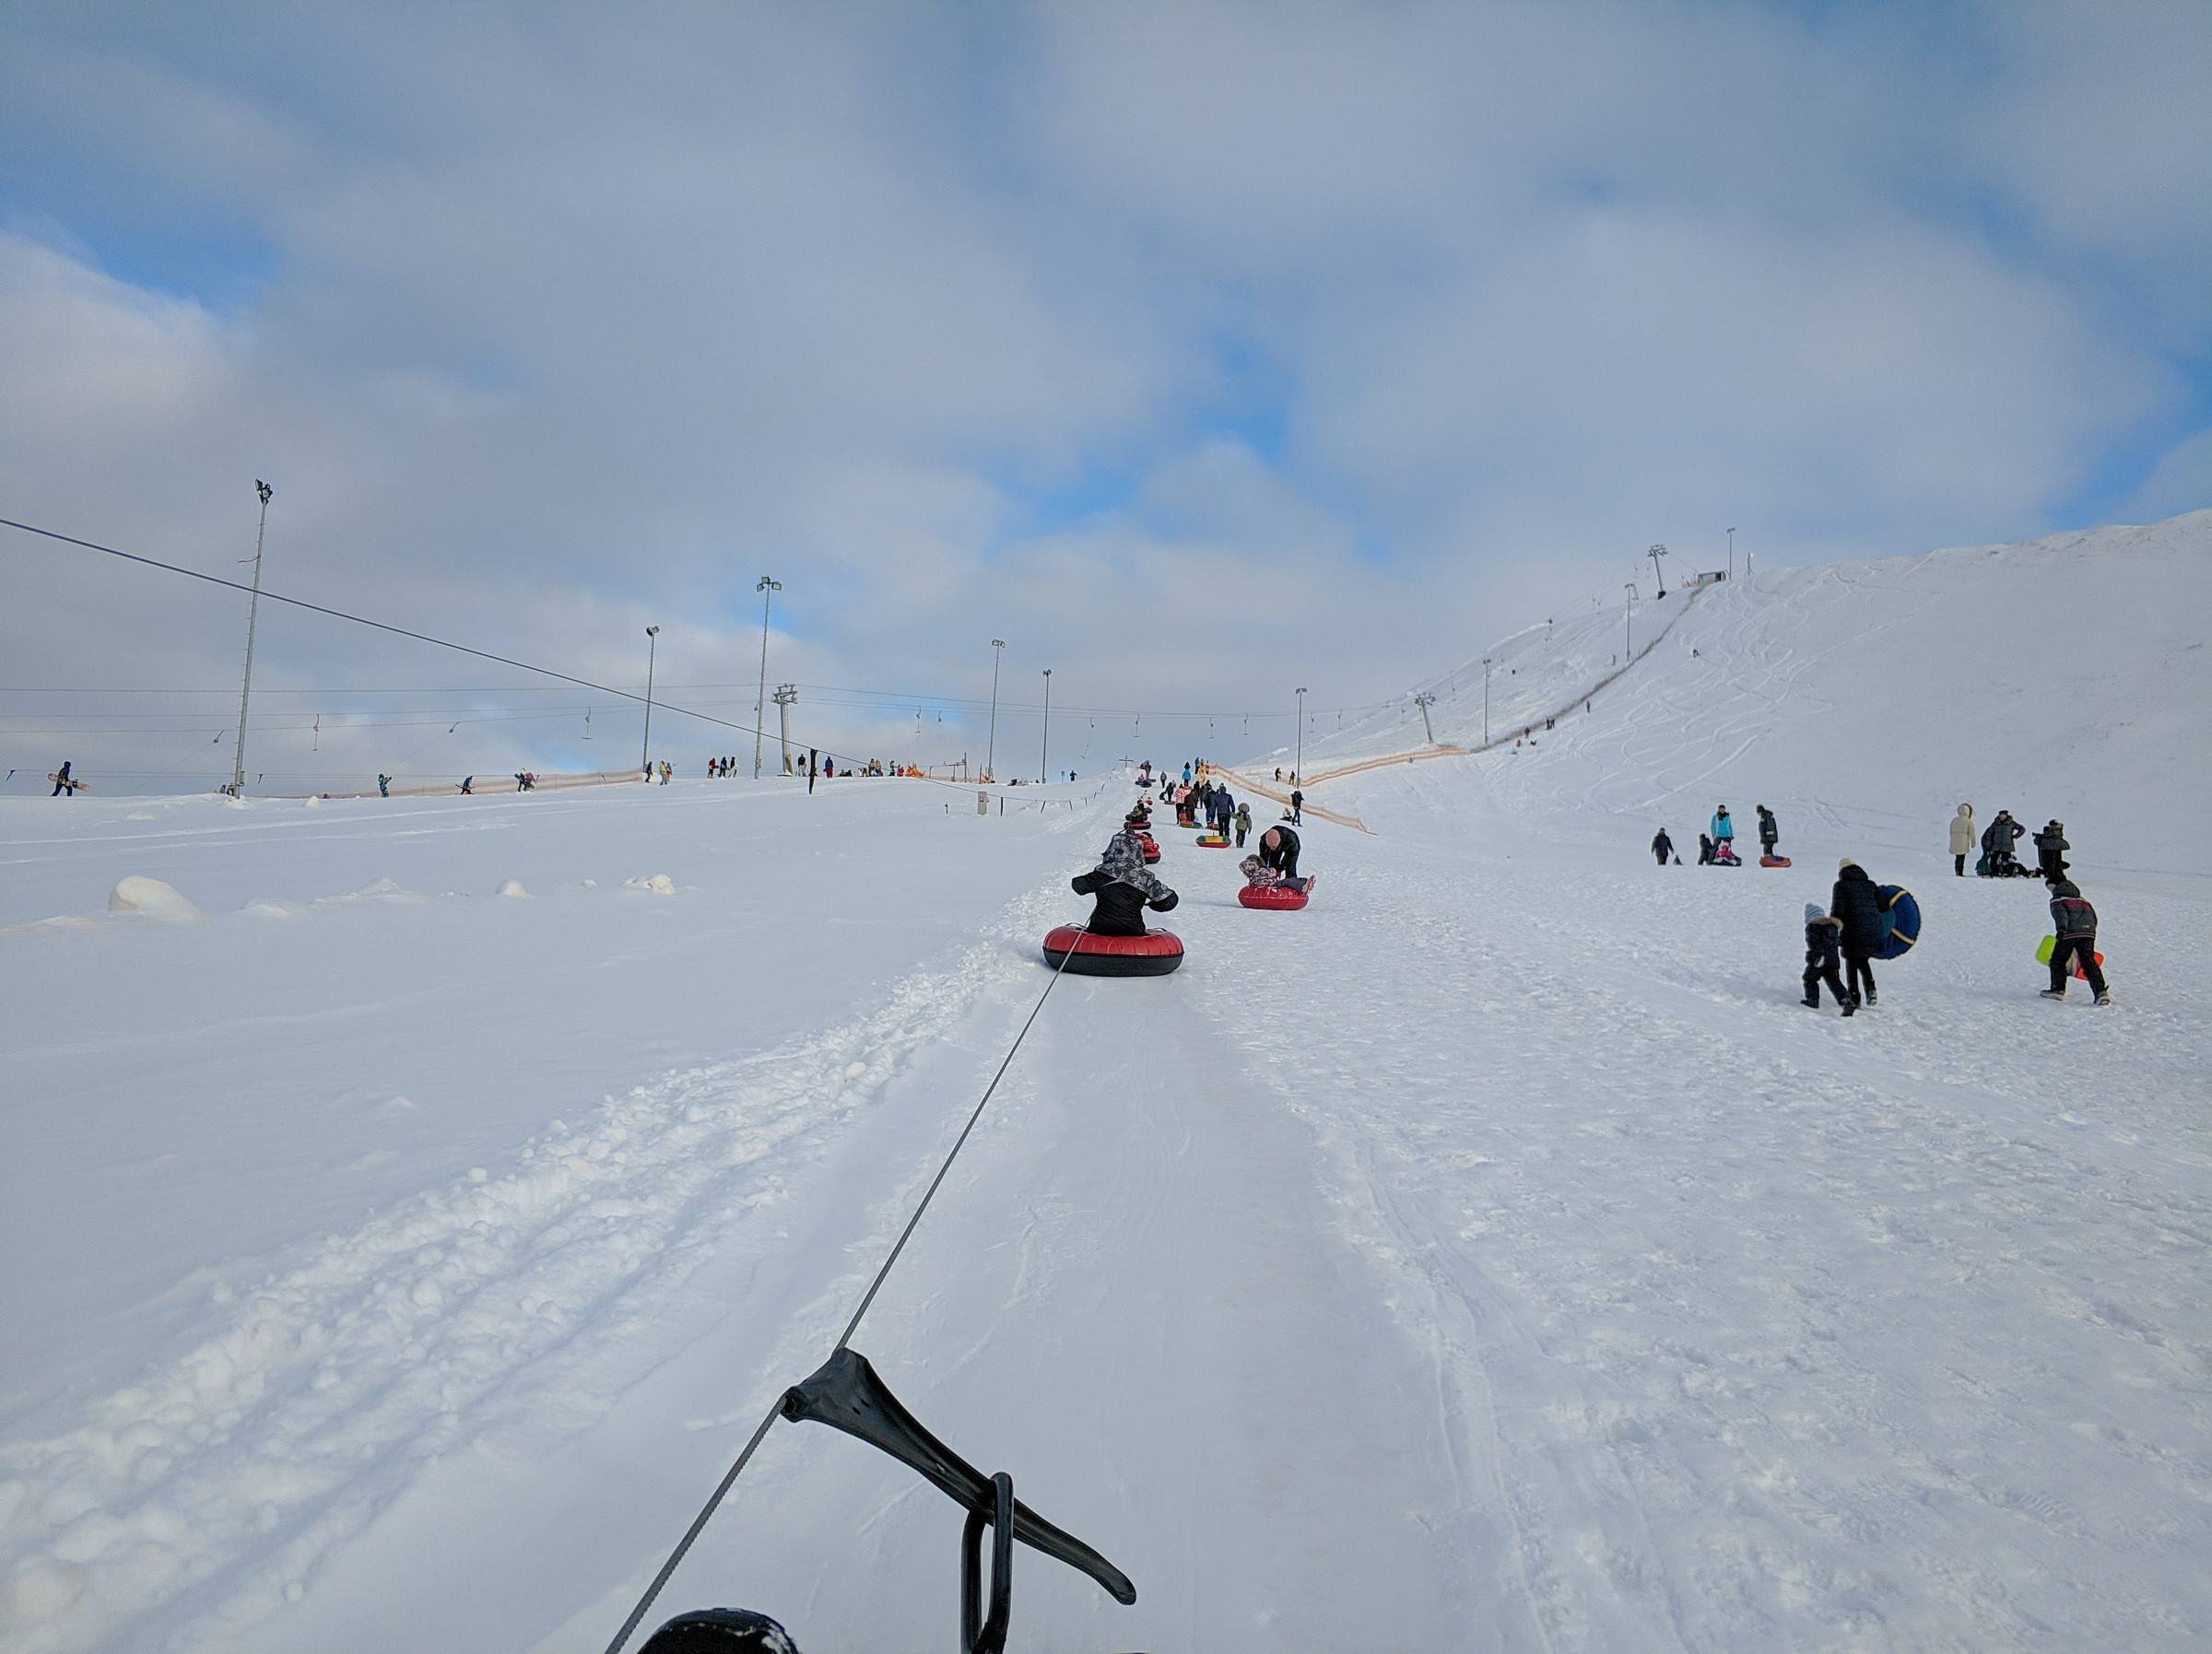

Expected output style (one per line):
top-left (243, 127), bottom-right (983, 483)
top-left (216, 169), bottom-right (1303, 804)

top-left (1294, 511), bottom-right (2212, 874)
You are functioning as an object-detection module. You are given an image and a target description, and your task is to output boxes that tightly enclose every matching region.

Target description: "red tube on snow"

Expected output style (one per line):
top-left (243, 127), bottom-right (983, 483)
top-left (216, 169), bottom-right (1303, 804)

top-left (1237, 883), bottom-right (1310, 911)
top-left (1041, 925), bottom-right (1186, 976)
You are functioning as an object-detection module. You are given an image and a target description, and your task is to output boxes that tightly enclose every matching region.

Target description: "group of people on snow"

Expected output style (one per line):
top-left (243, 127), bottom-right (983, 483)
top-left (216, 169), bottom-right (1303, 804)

top-left (1950, 804), bottom-right (2069, 881)
top-left (1653, 804), bottom-right (1780, 868)
top-left (1071, 796), bottom-right (1312, 938)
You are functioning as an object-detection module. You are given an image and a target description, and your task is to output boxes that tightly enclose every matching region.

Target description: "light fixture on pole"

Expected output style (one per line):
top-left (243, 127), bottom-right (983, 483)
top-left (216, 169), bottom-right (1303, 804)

top-left (1481, 657), bottom-right (1493, 746)
top-left (1294, 686), bottom-right (1309, 780)
top-left (987, 639), bottom-right (1005, 782)
top-left (641, 626), bottom-right (660, 774)
top-left (1413, 691), bottom-right (1438, 745)
top-left (230, 479), bottom-right (274, 795)
top-left (1039, 669), bottom-right (1052, 782)
top-left (1726, 526), bottom-right (1736, 582)
top-left (753, 576), bottom-right (781, 778)
top-left (1647, 543), bottom-right (1668, 599)
top-left (1623, 583), bottom-right (1637, 658)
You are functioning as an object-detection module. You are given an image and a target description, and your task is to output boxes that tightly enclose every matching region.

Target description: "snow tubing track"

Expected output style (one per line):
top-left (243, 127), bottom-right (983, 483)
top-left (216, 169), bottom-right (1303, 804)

top-left (1238, 884), bottom-right (1311, 911)
top-left (1876, 885), bottom-right (1921, 961)
top-left (1041, 925), bottom-right (1186, 976)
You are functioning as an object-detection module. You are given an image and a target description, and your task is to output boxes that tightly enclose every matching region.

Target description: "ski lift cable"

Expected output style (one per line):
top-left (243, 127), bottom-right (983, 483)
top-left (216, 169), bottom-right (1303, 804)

top-left (605, 927), bottom-right (1091, 1654)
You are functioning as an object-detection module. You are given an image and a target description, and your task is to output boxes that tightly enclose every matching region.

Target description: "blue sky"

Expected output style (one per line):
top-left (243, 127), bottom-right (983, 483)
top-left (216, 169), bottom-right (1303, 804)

top-left (1, 0), bottom-right (2207, 786)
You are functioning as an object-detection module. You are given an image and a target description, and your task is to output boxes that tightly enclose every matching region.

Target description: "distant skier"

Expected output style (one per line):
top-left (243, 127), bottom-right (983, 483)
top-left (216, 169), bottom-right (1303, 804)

top-left (1949, 803), bottom-right (1976, 876)
top-left (1255, 823), bottom-right (1302, 884)
top-left (1289, 787), bottom-right (1304, 825)
top-left (377, 773), bottom-right (392, 798)
top-left (1802, 903), bottom-right (1854, 1015)
top-left (1756, 805), bottom-right (1779, 859)
top-left (1233, 802), bottom-right (1252, 848)
top-left (2041, 874), bottom-right (2111, 1005)
top-left (1652, 827), bottom-right (1675, 866)
top-left (51, 760), bottom-right (74, 797)
top-left (2033, 819), bottom-right (2069, 880)
top-left (1830, 858), bottom-right (1886, 1008)
top-left (1070, 818), bottom-right (1178, 936)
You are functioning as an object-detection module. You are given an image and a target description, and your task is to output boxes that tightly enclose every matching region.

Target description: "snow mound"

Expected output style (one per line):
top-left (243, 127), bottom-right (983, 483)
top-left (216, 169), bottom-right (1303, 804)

top-left (626, 874), bottom-right (677, 895)
top-left (327, 875), bottom-right (428, 905)
top-left (107, 876), bottom-right (202, 921)
top-left (496, 879), bottom-right (531, 898)
top-left (241, 898), bottom-right (305, 920)
top-left (304, 795), bottom-right (323, 809)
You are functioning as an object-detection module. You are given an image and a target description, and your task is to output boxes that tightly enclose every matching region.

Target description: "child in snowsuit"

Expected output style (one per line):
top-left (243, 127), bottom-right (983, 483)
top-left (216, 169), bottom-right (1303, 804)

top-left (1697, 832), bottom-right (1715, 865)
top-left (2033, 820), bottom-right (2069, 880)
top-left (1233, 803), bottom-right (1252, 847)
top-left (1070, 821), bottom-right (1179, 936)
top-left (1830, 858), bottom-right (1885, 1007)
top-left (1803, 903), bottom-right (1854, 1015)
top-left (2041, 877), bottom-right (2110, 1004)
top-left (1652, 828), bottom-right (1674, 866)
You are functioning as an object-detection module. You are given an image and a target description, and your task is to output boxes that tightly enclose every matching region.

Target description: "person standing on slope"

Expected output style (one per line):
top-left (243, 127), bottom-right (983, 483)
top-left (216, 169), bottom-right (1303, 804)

top-left (1712, 805), bottom-right (1735, 854)
top-left (1652, 827), bottom-right (1675, 866)
top-left (1949, 803), bottom-right (1975, 876)
top-left (1981, 809), bottom-right (2025, 875)
top-left (2041, 874), bottom-right (2111, 1005)
top-left (1802, 903), bottom-right (1854, 1015)
top-left (2033, 819), bottom-right (2070, 881)
top-left (377, 773), bottom-right (392, 797)
top-left (1289, 787), bottom-right (1304, 825)
top-left (1757, 805), bottom-right (1780, 860)
top-left (1830, 858), bottom-right (1886, 1008)
top-left (1070, 817), bottom-right (1179, 937)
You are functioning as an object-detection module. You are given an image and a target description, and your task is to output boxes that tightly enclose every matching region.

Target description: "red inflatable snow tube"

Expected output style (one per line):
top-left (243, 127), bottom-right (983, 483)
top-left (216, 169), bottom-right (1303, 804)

top-left (1041, 925), bottom-right (1185, 976)
top-left (1136, 832), bottom-right (1160, 863)
top-left (1238, 882), bottom-right (1310, 912)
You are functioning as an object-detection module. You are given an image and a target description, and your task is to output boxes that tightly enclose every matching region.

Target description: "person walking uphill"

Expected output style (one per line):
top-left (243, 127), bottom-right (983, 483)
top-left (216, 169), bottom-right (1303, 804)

top-left (1830, 858), bottom-right (1886, 1008)
top-left (2041, 876), bottom-right (2111, 1005)
top-left (1803, 903), bottom-right (1854, 1015)
top-left (1233, 802), bottom-right (1252, 848)
top-left (1949, 804), bottom-right (1976, 876)
top-left (1069, 818), bottom-right (1179, 937)
top-left (51, 760), bottom-right (74, 797)
top-left (1652, 827), bottom-right (1675, 866)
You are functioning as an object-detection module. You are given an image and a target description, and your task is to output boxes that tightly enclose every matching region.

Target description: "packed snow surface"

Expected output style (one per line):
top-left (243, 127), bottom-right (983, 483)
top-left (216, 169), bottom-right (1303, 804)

top-left (4, 522), bottom-right (2209, 1654)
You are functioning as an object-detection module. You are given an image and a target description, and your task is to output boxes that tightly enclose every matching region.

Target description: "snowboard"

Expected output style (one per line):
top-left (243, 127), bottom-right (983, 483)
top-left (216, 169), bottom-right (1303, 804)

top-left (47, 772), bottom-right (90, 792)
top-left (2036, 935), bottom-right (2106, 979)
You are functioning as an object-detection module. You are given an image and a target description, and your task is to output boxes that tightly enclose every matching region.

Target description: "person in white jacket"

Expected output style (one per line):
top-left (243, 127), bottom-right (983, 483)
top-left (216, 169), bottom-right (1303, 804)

top-left (1948, 804), bottom-right (1976, 877)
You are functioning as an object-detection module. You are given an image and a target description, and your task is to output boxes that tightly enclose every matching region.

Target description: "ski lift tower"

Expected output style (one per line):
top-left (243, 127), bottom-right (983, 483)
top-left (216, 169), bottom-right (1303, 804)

top-left (1414, 690), bottom-right (1438, 745)
top-left (772, 683), bottom-right (798, 774)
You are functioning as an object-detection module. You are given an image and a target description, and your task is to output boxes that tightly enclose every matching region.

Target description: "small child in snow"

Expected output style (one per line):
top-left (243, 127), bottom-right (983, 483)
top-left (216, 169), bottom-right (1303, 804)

top-left (2041, 876), bottom-right (2112, 1005)
top-left (1803, 903), bottom-right (1853, 1015)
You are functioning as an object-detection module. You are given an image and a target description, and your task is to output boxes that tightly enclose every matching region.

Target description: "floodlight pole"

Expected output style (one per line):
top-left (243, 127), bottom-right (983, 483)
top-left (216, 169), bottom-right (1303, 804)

top-left (230, 479), bottom-right (273, 794)
top-left (753, 575), bottom-right (781, 778)
top-left (1039, 669), bottom-right (1052, 781)
top-left (1624, 583), bottom-right (1637, 657)
top-left (1482, 658), bottom-right (1493, 746)
top-left (987, 639), bottom-right (1005, 781)
top-left (641, 627), bottom-right (661, 774)
top-left (1726, 526), bottom-right (1736, 582)
top-left (1295, 686), bottom-right (1308, 780)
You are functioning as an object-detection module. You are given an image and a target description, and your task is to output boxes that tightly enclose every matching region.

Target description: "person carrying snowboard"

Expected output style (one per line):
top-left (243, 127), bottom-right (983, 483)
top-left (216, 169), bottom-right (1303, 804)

top-left (1070, 817), bottom-right (1179, 937)
top-left (1830, 858), bottom-right (1885, 1008)
top-left (2041, 875), bottom-right (2111, 1005)
top-left (1756, 805), bottom-right (1779, 859)
top-left (2033, 819), bottom-right (2069, 881)
top-left (1802, 903), bottom-right (1854, 1015)
top-left (1949, 803), bottom-right (1975, 876)
top-left (1652, 827), bottom-right (1675, 866)
top-left (51, 760), bottom-right (75, 797)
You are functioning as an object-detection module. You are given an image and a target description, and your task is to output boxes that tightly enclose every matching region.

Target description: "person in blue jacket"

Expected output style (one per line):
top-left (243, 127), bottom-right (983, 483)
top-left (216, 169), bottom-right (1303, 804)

top-left (1711, 805), bottom-right (1735, 850)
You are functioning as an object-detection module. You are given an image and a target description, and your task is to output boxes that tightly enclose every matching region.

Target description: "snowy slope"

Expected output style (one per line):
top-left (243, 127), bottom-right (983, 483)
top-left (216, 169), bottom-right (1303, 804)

top-left (5, 524), bottom-right (2210, 1654)
top-left (1297, 511), bottom-right (2212, 874)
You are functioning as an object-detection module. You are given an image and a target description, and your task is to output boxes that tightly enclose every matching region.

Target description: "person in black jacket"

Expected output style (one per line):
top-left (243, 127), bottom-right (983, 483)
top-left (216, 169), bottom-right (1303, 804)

top-left (1255, 823), bottom-right (1303, 885)
top-left (1288, 787), bottom-right (1304, 824)
top-left (1830, 858), bottom-right (1886, 1007)
top-left (2033, 819), bottom-right (2069, 880)
top-left (1802, 903), bottom-right (1854, 1015)
top-left (1651, 827), bottom-right (1674, 866)
top-left (1981, 810), bottom-right (2026, 875)
top-left (52, 760), bottom-right (75, 797)
top-left (2041, 876), bottom-right (2110, 1004)
top-left (1070, 821), bottom-right (1179, 936)
top-left (1757, 805), bottom-right (1779, 858)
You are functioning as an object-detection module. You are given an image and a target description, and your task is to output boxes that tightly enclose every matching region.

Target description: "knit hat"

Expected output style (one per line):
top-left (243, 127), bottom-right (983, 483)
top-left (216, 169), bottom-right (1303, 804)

top-left (1839, 857), bottom-right (1859, 872)
top-left (1805, 902), bottom-right (1824, 923)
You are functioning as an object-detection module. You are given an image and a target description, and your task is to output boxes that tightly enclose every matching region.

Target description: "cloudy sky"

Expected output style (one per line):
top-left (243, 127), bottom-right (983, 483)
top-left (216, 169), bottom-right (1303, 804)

top-left (3, 0), bottom-right (2207, 791)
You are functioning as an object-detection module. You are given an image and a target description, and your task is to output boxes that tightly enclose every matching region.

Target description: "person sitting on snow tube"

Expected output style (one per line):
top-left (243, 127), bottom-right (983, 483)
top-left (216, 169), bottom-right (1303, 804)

top-left (1071, 818), bottom-right (1179, 935)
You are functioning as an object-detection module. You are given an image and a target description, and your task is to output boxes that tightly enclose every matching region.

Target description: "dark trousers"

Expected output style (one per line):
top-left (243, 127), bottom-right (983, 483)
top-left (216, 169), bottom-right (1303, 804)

top-left (1804, 964), bottom-right (1848, 1005)
top-left (2049, 936), bottom-right (2107, 996)
top-left (1234, 828), bottom-right (1247, 847)
top-left (1954, 853), bottom-right (1965, 876)
top-left (1842, 950), bottom-right (1876, 1003)
top-left (1653, 849), bottom-right (1668, 865)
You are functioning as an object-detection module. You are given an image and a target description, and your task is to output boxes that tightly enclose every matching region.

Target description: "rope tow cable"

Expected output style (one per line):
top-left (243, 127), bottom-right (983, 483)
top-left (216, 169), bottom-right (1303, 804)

top-left (602, 924), bottom-right (1094, 1654)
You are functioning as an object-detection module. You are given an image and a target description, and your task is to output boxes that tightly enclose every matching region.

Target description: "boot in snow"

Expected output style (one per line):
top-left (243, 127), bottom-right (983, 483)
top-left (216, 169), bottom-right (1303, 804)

top-left (2094, 991), bottom-right (2112, 1006)
top-left (2040, 988), bottom-right (2066, 1001)
top-left (1841, 999), bottom-right (1856, 1017)
top-left (1802, 994), bottom-right (1820, 1009)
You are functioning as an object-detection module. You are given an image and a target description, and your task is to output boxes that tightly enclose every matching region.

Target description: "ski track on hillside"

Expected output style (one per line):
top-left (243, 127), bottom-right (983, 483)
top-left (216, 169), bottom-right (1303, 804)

top-left (0, 859), bottom-right (1096, 1654)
